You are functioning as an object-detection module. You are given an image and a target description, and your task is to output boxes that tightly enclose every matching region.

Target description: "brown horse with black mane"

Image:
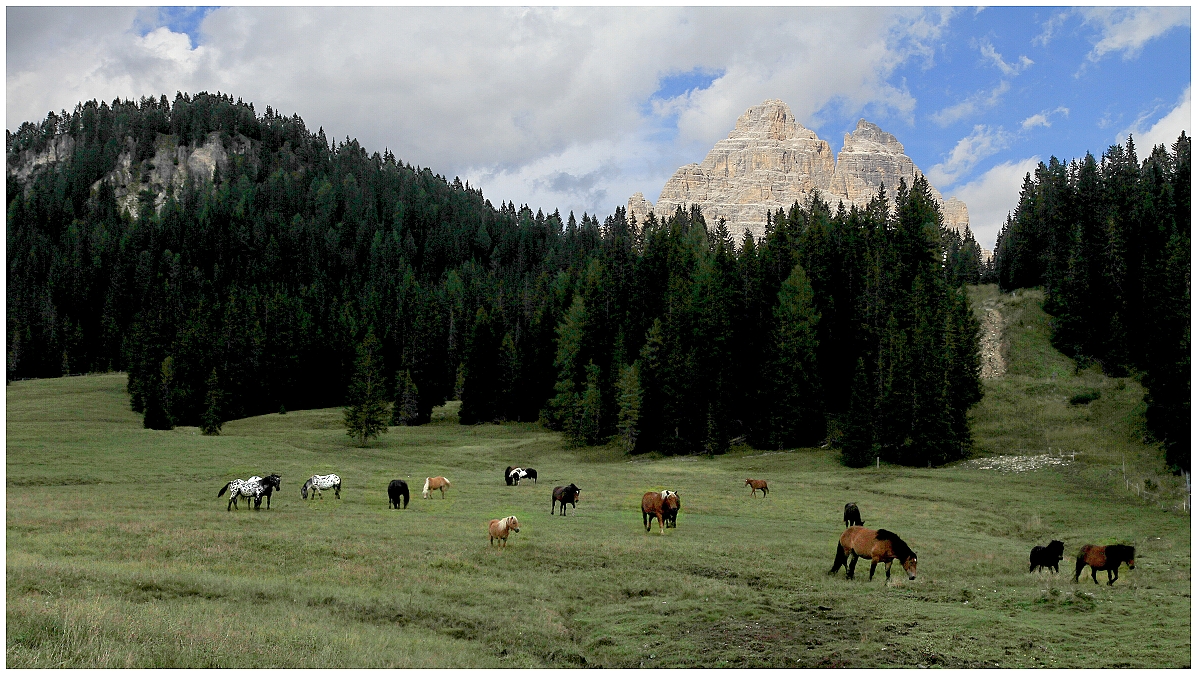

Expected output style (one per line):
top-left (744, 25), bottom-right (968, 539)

top-left (828, 526), bottom-right (917, 584)
top-left (1074, 544), bottom-right (1135, 585)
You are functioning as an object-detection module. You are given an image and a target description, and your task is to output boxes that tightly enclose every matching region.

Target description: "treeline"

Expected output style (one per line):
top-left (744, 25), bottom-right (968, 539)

top-left (7, 93), bottom-right (982, 465)
top-left (993, 133), bottom-right (1190, 472)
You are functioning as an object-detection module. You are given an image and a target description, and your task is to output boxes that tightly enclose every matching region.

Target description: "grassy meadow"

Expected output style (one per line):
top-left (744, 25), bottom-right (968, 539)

top-left (6, 286), bottom-right (1190, 667)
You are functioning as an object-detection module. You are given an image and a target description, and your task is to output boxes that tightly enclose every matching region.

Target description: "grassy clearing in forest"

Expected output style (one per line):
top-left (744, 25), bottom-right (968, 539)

top-left (7, 288), bottom-right (1190, 667)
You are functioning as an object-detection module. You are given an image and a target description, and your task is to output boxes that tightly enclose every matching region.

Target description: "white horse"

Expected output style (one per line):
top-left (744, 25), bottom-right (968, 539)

top-left (218, 477), bottom-right (263, 511)
top-left (302, 474), bottom-right (341, 500)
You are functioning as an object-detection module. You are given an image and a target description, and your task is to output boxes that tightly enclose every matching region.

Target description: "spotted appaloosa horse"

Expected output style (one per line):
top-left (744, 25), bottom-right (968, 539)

top-left (551, 484), bottom-right (580, 515)
top-left (302, 474), bottom-right (341, 500)
top-left (745, 479), bottom-right (769, 497)
top-left (388, 479), bottom-right (409, 509)
top-left (828, 526), bottom-right (917, 584)
top-left (642, 490), bottom-right (679, 534)
top-left (218, 477), bottom-right (264, 511)
top-left (488, 516), bottom-right (520, 548)
top-left (1074, 544), bottom-right (1135, 585)
top-left (423, 476), bottom-right (451, 499)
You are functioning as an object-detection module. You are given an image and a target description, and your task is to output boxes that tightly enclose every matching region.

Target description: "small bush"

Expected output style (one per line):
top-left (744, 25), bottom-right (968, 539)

top-left (1069, 390), bottom-right (1101, 405)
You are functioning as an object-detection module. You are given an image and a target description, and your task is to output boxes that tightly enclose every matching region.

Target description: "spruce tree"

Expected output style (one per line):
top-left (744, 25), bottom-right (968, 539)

top-left (392, 369), bottom-right (420, 426)
top-left (200, 368), bottom-right (223, 435)
top-left (616, 361), bottom-right (642, 453)
top-left (764, 263), bottom-right (824, 448)
top-left (344, 330), bottom-right (389, 445)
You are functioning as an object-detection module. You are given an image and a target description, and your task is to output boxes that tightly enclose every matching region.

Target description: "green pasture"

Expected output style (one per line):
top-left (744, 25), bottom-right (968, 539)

top-left (7, 289), bottom-right (1190, 667)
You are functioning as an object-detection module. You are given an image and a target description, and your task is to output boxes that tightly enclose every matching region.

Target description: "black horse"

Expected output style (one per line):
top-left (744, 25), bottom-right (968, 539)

top-left (1029, 540), bottom-right (1065, 573)
top-left (254, 474), bottom-right (282, 510)
top-left (551, 484), bottom-right (580, 515)
top-left (504, 466), bottom-right (515, 486)
top-left (843, 502), bottom-right (864, 528)
top-left (388, 479), bottom-right (409, 509)
top-left (523, 467), bottom-right (537, 483)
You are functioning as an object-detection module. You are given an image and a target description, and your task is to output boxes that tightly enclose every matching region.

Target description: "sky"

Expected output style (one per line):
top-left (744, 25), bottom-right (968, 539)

top-left (6, 6), bottom-right (1191, 248)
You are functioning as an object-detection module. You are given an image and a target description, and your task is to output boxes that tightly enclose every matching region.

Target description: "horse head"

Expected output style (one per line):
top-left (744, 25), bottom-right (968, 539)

top-left (301, 480), bottom-right (311, 500)
top-left (901, 552), bottom-right (918, 580)
top-left (507, 516), bottom-right (520, 533)
top-left (1125, 546), bottom-right (1136, 569)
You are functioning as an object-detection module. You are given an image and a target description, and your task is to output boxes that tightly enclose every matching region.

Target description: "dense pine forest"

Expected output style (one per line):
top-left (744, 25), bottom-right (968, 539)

top-left (7, 93), bottom-right (986, 466)
top-left (993, 134), bottom-right (1190, 472)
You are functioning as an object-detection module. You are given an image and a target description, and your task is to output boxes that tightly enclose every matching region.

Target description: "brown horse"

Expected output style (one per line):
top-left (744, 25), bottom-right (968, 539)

top-left (642, 490), bottom-right (677, 534)
top-left (828, 526), bottom-right (917, 584)
top-left (745, 479), bottom-right (769, 497)
top-left (488, 516), bottom-right (520, 548)
top-left (422, 476), bottom-right (451, 499)
top-left (1074, 544), bottom-right (1135, 585)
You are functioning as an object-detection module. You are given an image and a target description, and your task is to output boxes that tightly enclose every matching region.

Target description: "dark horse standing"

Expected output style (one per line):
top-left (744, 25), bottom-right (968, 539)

top-left (254, 474), bottom-right (282, 510)
top-left (1074, 544), bottom-right (1135, 585)
top-left (843, 503), bottom-right (864, 528)
top-left (1029, 540), bottom-right (1065, 573)
top-left (388, 479), bottom-right (410, 509)
top-left (551, 484), bottom-right (580, 515)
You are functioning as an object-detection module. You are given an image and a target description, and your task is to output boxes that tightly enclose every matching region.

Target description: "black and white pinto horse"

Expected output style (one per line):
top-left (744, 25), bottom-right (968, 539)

top-left (302, 474), bottom-right (341, 500)
top-left (505, 466), bottom-right (529, 486)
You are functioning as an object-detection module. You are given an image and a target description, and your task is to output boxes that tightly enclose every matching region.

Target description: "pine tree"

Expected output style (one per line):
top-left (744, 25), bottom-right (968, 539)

top-left (764, 263), bottom-right (824, 448)
top-left (392, 369), bottom-right (420, 426)
top-left (577, 361), bottom-right (603, 445)
top-left (344, 330), bottom-right (389, 445)
top-left (616, 361), bottom-right (642, 453)
top-left (840, 358), bottom-right (876, 467)
top-left (200, 368), bottom-right (223, 435)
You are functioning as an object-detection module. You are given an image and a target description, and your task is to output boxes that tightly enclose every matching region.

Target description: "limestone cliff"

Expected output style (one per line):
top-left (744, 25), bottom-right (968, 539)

top-left (633, 100), bottom-right (971, 242)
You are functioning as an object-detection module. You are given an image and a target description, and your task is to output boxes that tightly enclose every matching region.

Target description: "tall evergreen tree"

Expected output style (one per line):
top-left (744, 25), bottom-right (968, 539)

top-left (344, 330), bottom-right (389, 445)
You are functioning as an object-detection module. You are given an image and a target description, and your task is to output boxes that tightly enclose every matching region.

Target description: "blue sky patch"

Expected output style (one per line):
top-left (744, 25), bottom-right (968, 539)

top-left (139, 6), bottom-right (216, 46)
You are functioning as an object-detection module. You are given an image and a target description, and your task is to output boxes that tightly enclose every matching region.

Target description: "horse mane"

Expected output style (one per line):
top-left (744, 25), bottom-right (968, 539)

top-left (1106, 544), bottom-right (1135, 557)
top-left (876, 529), bottom-right (914, 559)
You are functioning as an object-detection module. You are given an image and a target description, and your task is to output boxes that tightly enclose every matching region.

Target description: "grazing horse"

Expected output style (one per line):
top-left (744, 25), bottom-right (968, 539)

top-left (253, 474), bottom-right (281, 510)
top-left (828, 526), bottom-right (917, 584)
top-left (388, 479), bottom-right (410, 509)
top-left (642, 490), bottom-right (678, 534)
top-left (1029, 540), bottom-right (1065, 573)
top-left (301, 474), bottom-right (341, 500)
top-left (663, 491), bottom-right (680, 528)
top-left (523, 467), bottom-right (537, 483)
top-left (551, 484), bottom-right (581, 515)
top-left (488, 516), bottom-right (520, 548)
top-left (423, 476), bottom-right (451, 499)
top-left (843, 503), bottom-right (864, 528)
top-left (507, 467), bottom-right (528, 486)
top-left (1074, 544), bottom-right (1135, 585)
top-left (218, 477), bottom-right (263, 511)
top-left (745, 478), bottom-right (769, 497)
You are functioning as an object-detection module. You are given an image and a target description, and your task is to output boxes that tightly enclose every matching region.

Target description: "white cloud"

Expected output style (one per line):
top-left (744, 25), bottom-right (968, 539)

top-left (1033, 11), bottom-right (1071, 48)
top-left (927, 125), bottom-right (1013, 188)
top-left (930, 80), bottom-right (1009, 127)
top-left (1119, 85), bottom-right (1191, 152)
top-left (979, 40), bottom-right (1033, 76)
top-left (6, 7), bottom-right (955, 218)
top-left (1021, 106), bottom-right (1070, 130)
top-left (1080, 7), bottom-right (1190, 61)
top-left (950, 157), bottom-right (1041, 249)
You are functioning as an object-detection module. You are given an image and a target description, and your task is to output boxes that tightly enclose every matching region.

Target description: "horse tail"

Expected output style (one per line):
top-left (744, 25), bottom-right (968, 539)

top-left (218, 482), bottom-right (231, 498)
top-left (1073, 551), bottom-right (1086, 582)
top-left (829, 542), bottom-right (848, 575)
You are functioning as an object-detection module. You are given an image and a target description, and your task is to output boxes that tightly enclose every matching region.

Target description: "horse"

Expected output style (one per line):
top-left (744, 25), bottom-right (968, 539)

top-left (1029, 540), bottom-right (1065, 573)
top-left (488, 516), bottom-right (520, 547)
top-left (745, 478), bottom-right (769, 497)
top-left (253, 474), bottom-right (281, 510)
top-left (507, 467), bottom-right (528, 486)
top-left (302, 474), bottom-right (341, 500)
top-left (388, 479), bottom-right (410, 509)
top-left (1074, 544), bottom-right (1135, 585)
top-left (663, 491), bottom-right (680, 528)
top-left (504, 466), bottom-right (516, 486)
top-left (218, 477), bottom-right (262, 511)
top-left (642, 490), bottom-right (678, 534)
top-left (843, 503), bottom-right (864, 528)
top-left (551, 484), bottom-right (581, 515)
top-left (523, 467), bottom-right (537, 483)
top-left (828, 526), bottom-right (917, 584)
top-left (423, 476), bottom-right (451, 499)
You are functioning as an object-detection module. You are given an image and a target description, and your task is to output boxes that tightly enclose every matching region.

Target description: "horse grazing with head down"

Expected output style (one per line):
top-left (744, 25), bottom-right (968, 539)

top-left (1074, 544), bottom-right (1135, 585)
top-left (388, 479), bottom-right (409, 509)
top-left (423, 476), bottom-right (451, 499)
top-left (551, 484), bottom-right (580, 515)
top-left (745, 479), bottom-right (769, 497)
top-left (488, 516), bottom-right (520, 547)
top-left (642, 490), bottom-right (679, 534)
top-left (828, 526), bottom-right (917, 584)
top-left (1029, 540), bottom-right (1065, 573)
top-left (843, 503), bottom-right (864, 528)
top-left (301, 474), bottom-right (341, 500)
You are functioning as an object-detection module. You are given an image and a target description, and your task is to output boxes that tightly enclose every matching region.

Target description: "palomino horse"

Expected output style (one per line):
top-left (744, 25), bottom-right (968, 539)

top-left (301, 474), bottom-right (341, 500)
top-left (1074, 544), bottom-right (1135, 585)
top-left (423, 476), bottom-right (451, 499)
top-left (745, 479), bottom-right (769, 497)
top-left (488, 516), bottom-right (520, 547)
top-left (828, 526), bottom-right (917, 584)
top-left (642, 490), bottom-right (679, 534)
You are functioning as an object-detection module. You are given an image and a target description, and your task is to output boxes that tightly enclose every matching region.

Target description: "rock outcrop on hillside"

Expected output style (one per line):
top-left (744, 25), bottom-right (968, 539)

top-left (631, 99), bottom-right (972, 242)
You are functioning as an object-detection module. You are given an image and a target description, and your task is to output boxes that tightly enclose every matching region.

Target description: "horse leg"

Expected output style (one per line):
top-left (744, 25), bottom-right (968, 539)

top-left (1108, 569), bottom-right (1116, 586)
top-left (869, 559), bottom-right (879, 581)
top-left (847, 552), bottom-right (859, 580)
top-left (643, 511), bottom-right (649, 532)
top-left (829, 544), bottom-right (848, 575)
top-left (1073, 559), bottom-right (1084, 582)
top-left (1091, 568), bottom-right (1099, 585)
top-left (883, 560), bottom-right (893, 584)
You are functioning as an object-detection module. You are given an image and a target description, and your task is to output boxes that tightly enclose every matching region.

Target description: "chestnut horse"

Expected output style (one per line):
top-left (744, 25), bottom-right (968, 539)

top-left (745, 479), bottom-right (769, 497)
top-left (828, 526), bottom-right (917, 584)
top-left (488, 515), bottom-right (520, 547)
top-left (1074, 544), bottom-right (1135, 585)
top-left (422, 476), bottom-right (451, 499)
top-left (642, 490), bottom-right (679, 534)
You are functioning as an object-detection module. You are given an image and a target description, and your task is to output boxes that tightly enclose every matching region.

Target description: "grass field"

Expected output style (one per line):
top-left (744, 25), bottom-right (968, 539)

top-left (6, 286), bottom-right (1190, 667)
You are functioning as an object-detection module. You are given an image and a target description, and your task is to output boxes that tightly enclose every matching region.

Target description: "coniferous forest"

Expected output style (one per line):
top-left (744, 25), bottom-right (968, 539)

top-left (993, 135), bottom-right (1191, 472)
top-left (11, 93), bottom-right (990, 466)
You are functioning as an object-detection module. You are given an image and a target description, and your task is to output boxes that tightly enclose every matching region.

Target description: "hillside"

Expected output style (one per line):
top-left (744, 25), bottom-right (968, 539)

top-left (6, 286), bottom-right (1189, 667)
